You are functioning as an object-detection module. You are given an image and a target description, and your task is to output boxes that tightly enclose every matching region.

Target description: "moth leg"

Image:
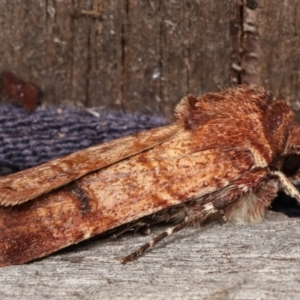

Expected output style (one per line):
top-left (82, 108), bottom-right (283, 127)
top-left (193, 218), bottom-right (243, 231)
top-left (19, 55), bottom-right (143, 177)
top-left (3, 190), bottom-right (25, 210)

top-left (121, 203), bottom-right (217, 264)
top-left (112, 221), bottom-right (151, 238)
top-left (199, 168), bottom-right (280, 223)
top-left (270, 170), bottom-right (300, 203)
top-left (214, 170), bottom-right (300, 223)
top-left (220, 178), bottom-right (279, 223)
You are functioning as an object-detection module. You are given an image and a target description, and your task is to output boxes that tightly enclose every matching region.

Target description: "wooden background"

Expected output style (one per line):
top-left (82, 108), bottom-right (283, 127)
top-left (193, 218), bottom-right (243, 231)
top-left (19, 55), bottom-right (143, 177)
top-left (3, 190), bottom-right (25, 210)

top-left (1, 1), bottom-right (300, 299)
top-left (0, 0), bottom-right (300, 117)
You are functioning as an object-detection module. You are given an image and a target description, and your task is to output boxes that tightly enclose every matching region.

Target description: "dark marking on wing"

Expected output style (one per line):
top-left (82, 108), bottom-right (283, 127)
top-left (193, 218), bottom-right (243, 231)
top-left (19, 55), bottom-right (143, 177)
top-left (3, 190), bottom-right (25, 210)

top-left (65, 182), bottom-right (91, 214)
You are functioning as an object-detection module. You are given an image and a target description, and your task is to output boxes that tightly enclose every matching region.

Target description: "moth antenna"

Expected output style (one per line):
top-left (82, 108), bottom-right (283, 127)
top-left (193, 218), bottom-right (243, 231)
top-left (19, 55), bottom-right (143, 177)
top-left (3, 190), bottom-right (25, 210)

top-left (121, 219), bottom-right (190, 264)
top-left (271, 170), bottom-right (300, 203)
top-left (121, 209), bottom-right (215, 264)
top-left (121, 201), bottom-right (218, 263)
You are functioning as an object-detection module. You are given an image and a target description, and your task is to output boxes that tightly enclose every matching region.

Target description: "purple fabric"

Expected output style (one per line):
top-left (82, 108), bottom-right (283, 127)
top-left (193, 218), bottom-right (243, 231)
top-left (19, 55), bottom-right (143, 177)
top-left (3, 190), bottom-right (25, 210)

top-left (0, 104), bottom-right (167, 175)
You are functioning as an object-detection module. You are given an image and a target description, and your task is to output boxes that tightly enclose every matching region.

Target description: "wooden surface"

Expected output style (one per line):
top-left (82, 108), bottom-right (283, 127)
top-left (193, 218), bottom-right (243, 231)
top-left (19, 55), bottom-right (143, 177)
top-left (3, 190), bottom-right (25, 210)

top-left (1, 211), bottom-right (300, 299)
top-left (243, 0), bottom-right (300, 110)
top-left (0, 1), bottom-right (300, 116)
top-left (0, 0), bottom-right (234, 115)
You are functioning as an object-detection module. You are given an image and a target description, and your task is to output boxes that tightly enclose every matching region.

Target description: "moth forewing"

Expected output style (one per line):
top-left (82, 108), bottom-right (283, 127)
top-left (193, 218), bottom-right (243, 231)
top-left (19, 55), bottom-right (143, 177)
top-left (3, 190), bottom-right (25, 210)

top-left (0, 123), bottom-right (181, 206)
top-left (0, 129), bottom-right (259, 266)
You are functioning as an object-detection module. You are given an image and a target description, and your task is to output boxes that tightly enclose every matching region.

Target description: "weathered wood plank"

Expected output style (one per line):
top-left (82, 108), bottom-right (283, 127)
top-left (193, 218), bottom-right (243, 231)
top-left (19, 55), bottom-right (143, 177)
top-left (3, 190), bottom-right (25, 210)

top-left (122, 0), bottom-right (164, 114)
top-left (124, 0), bottom-right (234, 116)
top-left (0, 211), bottom-right (300, 299)
top-left (0, 0), bottom-right (74, 106)
top-left (0, 0), bottom-right (124, 108)
top-left (241, 1), bottom-right (300, 111)
top-left (0, 0), bottom-right (236, 116)
top-left (73, 0), bottom-right (124, 109)
top-left (1, 1), bottom-right (299, 117)
top-left (186, 0), bottom-right (233, 97)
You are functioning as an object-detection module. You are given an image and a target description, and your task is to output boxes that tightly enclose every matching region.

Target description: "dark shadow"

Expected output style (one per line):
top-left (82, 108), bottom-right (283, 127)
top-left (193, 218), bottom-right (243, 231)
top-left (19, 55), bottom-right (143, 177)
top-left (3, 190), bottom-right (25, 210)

top-left (271, 191), bottom-right (300, 218)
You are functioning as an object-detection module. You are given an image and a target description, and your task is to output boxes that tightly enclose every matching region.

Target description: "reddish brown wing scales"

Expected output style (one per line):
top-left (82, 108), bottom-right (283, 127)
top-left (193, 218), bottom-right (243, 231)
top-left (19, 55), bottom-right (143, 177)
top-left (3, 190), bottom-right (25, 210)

top-left (0, 123), bottom-right (180, 206)
top-left (0, 140), bottom-right (254, 266)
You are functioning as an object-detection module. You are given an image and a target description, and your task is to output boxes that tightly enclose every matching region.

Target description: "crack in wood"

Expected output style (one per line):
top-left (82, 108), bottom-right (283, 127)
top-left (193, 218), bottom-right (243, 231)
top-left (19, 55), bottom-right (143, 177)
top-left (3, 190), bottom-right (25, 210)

top-left (241, 1), bottom-right (260, 85)
top-left (120, 0), bottom-right (129, 110)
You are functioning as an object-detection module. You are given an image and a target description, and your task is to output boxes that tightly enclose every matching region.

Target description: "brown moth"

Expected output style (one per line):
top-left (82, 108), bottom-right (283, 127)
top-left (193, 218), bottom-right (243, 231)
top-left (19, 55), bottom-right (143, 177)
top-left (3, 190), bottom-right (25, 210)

top-left (0, 85), bottom-right (300, 267)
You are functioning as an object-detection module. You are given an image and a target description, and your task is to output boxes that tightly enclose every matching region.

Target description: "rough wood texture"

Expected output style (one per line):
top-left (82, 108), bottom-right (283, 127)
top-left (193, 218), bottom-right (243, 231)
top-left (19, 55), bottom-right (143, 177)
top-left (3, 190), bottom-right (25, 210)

top-left (0, 1), bottom-right (299, 116)
top-left (123, 0), bottom-right (233, 115)
top-left (241, 0), bottom-right (300, 112)
top-left (0, 1), bottom-right (228, 115)
top-left (1, 211), bottom-right (300, 299)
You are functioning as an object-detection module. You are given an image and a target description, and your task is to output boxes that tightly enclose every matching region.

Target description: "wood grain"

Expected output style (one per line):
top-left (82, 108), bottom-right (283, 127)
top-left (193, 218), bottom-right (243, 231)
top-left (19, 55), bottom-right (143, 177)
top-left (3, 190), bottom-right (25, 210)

top-left (0, 1), bottom-right (299, 116)
top-left (0, 1), bottom-right (232, 115)
top-left (257, 0), bottom-right (300, 112)
top-left (0, 211), bottom-right (300, 299)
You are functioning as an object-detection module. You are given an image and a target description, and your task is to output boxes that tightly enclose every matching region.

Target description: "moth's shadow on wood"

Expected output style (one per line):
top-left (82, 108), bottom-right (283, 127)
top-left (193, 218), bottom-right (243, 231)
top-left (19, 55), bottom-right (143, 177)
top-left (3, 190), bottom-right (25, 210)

top-left (271, 192), bottom-right (300, 217)
top-left (51, 221), bottom-right (216, 263)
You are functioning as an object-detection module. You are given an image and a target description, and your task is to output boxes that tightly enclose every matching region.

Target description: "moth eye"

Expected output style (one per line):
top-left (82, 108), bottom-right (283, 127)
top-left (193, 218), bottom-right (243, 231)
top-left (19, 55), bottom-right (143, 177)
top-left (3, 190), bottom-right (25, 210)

top-left (282, 154), bottom-right (300, 176)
